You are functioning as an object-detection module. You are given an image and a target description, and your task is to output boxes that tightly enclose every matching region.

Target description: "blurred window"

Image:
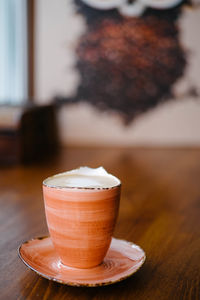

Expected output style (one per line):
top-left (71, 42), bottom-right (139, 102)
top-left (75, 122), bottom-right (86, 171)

top-left (0, 0), bottom-right (28, 104)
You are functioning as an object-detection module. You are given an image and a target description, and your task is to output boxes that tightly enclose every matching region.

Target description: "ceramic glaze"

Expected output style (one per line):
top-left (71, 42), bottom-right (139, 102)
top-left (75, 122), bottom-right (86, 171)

top-left (18, 236), bottom-right (146, 286)
top-left (43, 183), bottom-right (121, 268)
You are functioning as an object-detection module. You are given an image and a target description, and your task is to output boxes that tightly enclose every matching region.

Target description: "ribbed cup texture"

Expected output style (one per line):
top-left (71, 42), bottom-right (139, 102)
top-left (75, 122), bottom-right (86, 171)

top-left (43, 185), bottom-right (120, 268)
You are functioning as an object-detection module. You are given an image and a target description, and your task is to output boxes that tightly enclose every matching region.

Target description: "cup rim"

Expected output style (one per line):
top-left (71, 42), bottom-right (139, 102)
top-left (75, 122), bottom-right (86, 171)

top-left (43, 177), bottom-right (121, 191)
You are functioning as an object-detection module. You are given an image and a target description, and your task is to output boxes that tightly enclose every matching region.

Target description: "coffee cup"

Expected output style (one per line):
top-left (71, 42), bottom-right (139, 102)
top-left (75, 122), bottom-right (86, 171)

top-left (43, 167), bottom-right (121, 269)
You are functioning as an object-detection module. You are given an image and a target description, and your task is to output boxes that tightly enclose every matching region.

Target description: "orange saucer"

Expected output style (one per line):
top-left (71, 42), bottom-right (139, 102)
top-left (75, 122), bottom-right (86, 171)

top-left (18, 236), bottom-right (146, 287)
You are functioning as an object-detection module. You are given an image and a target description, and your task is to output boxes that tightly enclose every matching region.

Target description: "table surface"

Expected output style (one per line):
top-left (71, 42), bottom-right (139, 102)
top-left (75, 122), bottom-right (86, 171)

top-left (0, 147), bottom-right (200, 300)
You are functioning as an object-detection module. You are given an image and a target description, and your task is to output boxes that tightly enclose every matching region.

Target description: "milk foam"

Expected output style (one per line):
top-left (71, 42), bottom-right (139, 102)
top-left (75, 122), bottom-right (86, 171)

top-left (44, 167), bottom-right (120, 188)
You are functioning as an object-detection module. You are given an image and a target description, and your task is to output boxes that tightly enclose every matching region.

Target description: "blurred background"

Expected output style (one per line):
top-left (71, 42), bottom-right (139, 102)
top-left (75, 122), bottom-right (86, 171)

top-left (0, 0), bottom-right (200, 164)
top-left (1, 2), bottom-right (200, 298)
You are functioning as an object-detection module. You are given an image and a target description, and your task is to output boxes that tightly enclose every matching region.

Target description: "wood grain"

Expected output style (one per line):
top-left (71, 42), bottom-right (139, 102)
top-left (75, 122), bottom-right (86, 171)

top-left (0, 147), bottom-right (200, 299)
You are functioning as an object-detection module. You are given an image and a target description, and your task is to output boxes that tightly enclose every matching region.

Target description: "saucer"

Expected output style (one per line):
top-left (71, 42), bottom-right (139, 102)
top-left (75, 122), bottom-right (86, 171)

top-left (18, 236), bottom-right (146, 287)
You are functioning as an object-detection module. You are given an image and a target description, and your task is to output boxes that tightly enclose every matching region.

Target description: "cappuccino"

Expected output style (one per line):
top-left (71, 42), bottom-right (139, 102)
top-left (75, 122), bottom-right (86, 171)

top-left (44, 167), bottom-right (120, 189)
top-left (43, 166), bottom-right (121, 268)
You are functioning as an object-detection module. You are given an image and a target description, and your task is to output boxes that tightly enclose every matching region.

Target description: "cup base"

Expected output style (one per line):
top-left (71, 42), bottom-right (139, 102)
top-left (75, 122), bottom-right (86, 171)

top-left (58, 259), bottom-right (103, 270)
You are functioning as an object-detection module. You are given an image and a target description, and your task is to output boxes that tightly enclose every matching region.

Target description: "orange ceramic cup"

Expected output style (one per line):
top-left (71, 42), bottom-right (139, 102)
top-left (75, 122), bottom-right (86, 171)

top-left (43, 172), bottom-right (121, 269)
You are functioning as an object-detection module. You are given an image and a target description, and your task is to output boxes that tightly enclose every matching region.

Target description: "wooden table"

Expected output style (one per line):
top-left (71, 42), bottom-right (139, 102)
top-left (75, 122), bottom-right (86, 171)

top-left (0, 147), bottom-right (200, 300)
